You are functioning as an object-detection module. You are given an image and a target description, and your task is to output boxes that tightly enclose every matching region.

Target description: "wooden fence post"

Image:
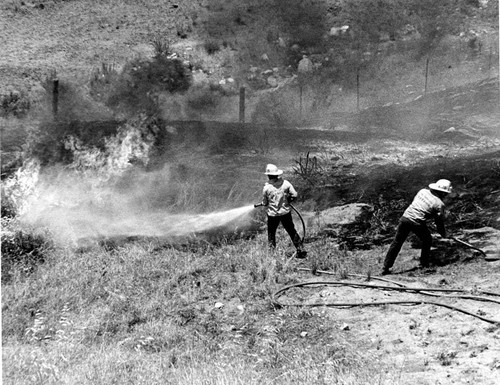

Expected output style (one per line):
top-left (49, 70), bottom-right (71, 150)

top-left (299, 83), bottom-right (303, 120)
top-left (52, 78), bottom-right (59, 118)
top-left (239, 86), bottom-right (245, 123)
top-left (356, 68), bottom-right (360, 111)
top-left (424, 57), bottom-right (430, 94)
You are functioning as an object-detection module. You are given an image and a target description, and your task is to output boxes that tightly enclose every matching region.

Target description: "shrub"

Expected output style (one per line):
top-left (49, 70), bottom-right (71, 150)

top-left (251, 89), bottom-right (301, 127)
top-left (204, 40), bottom-right (221, 55)
top-left (1, 223), bottom-right (53, 283)
top-left (103, 56), bottom-right (192, 117)
top-left (1, 90), bottom-right (30, 118)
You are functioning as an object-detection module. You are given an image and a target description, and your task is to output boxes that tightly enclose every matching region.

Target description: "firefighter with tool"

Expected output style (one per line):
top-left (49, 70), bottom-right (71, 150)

top-left (254, 164), bottom-right (307, 258)
top-left (381, 179), bottom-right (453, 275)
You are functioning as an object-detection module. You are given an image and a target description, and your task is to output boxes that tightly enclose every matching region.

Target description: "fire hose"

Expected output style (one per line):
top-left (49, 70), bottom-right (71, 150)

top-left (253, 202), bottom-right (306, 243)
top-left (272, 277), bottom-right (500, 325)
top-left (259, 202), bottom-right (499, 323)
top-left (290, 203), bottom-right (306, 243)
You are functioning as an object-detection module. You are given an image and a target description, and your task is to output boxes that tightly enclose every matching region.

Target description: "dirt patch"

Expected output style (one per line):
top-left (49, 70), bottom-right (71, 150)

top-left (277, 252), bottom-right (500, 384)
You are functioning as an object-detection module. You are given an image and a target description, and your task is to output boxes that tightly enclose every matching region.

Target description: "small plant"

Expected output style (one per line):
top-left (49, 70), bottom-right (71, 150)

top-left (151, 36), bottom-right (172, 58)
top-left (204, 40), bottom-right (221, 55)
top-left (89, 62), bottom-right (119, 101)
top-left (293, 152), bottom-right (322, 186)
top-left (436, 351), bottom-right (457, 366)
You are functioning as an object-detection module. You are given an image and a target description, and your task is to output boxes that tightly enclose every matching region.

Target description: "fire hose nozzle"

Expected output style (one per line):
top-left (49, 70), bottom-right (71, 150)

top-left (254, 203), bottom-right (264, 208)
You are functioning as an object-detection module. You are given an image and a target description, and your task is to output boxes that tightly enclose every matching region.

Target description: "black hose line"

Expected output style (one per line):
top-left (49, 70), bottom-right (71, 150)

top-left (274, 280), bottom-right (494, 297)
top-left (297, 268), bottom-right (500, 301)
top-left (272, 279), bottom-right (500, 325)
top-left (290, 203), bottom-right (306, 243)
top-left (275, 205), bottom-right (500, 324)
top-left (274, 298), bottom-right (500, 325)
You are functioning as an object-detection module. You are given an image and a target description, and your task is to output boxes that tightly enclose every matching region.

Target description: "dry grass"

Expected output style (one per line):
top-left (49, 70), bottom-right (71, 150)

top-left (2, 231), bottom-right (387, 385)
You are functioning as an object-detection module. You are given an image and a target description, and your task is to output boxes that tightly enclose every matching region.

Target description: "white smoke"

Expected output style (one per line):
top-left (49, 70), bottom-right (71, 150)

top-left (7, 118), bottom-right (259, 245)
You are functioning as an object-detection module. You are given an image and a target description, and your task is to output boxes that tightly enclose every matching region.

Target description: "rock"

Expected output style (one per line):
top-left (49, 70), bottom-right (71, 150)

top-left (329, 25), bottom-right (349, 37)
top-left (341, 323), bottom-right (350, 331)
top-left (300, 331), bottom-right (308, 337)
top-left (304, 203), bottom-right (374, 235)
top-left (214, 302), bottom-right (224, 309)
top-left (298, 55), bottom-right (313, 74)
top-left (267, 76), bottom-right (278, 87)
top-left (261, 53), bottom-right (269, 61)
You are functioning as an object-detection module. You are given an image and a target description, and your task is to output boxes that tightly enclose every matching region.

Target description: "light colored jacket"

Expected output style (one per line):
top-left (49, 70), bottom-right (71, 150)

top-left (262, 178), bottom-right (298, 217)
top-left (403, 188), bottom-right (446, 235)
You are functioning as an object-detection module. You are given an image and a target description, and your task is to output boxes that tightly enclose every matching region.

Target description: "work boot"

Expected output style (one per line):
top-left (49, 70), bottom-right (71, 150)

top-left (380, 268), bottom-right (391, 276)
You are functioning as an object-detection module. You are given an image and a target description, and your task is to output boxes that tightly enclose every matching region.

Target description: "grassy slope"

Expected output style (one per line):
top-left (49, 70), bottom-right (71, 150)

top-left (1, 0), bottom-right (498, 110)
top-left (0, 1), bottom-right (196, 87)
top-left (2, 236), bottom-right (381, 384)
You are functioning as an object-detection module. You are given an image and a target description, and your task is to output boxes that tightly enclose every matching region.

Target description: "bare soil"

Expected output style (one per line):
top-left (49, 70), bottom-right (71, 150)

top-left (281, 248), bottom-right (500, 385)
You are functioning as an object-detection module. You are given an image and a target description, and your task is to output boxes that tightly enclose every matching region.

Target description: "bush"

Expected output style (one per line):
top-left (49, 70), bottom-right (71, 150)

top-left (204, 40), bottom-right (221, 55)
top-left (1, 90), bottom-right (30, 118)
top-left (1, 224), bottom-right (53, 283)
top-left (103, 56), bottom-right (192, 116)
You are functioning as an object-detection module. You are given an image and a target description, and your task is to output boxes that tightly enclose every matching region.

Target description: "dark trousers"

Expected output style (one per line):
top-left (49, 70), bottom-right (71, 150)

top-left (383, 217), bottom-right (432, 270)
top-left (267, 212), bottom-right (303, 250)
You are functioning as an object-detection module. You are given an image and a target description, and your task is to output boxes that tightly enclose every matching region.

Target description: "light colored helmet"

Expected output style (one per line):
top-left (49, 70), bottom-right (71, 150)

top-left (265, 164), bottom-right (283, 176)
top-left (429, 179), bottom-right (452, 194)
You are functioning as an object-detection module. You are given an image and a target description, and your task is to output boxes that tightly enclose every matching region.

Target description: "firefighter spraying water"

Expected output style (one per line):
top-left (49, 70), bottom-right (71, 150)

top-left (254, 164), bottom-right (307, 258)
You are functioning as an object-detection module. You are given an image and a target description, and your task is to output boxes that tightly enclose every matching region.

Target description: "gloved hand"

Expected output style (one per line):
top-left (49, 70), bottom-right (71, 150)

top-left (287, 195), bottom-right (296, 203)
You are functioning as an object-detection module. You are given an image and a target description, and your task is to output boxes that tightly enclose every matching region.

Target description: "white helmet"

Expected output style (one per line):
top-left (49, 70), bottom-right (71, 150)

top-left (429, 179), bottom-right (452, 194)
top-left (265, 164), bottom-right (283, 176)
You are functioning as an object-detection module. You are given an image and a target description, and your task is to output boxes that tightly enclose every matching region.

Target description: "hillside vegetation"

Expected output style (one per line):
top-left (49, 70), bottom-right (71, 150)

top-left (1, 1), bottom-right (500, 384)
top-left (0, 0), bottom-right (498, 123)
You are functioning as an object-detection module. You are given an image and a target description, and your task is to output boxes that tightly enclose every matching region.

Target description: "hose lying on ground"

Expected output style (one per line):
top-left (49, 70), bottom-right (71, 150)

top-left (273, 276), bottom-right (500, 325)
top-left (295, 269), bottom-right (500, 304)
